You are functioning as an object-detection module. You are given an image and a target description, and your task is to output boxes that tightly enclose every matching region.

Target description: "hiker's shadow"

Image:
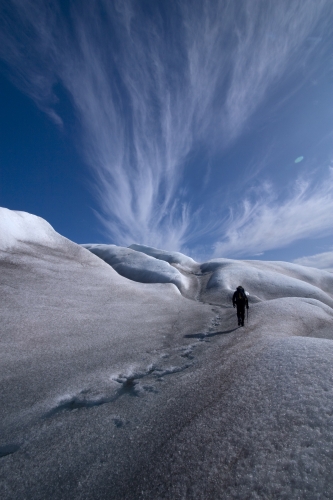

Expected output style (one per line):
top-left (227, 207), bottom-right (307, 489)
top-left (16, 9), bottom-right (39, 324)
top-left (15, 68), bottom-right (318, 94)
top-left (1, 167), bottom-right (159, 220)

top-left (184, 327), bottom-right (239, 340)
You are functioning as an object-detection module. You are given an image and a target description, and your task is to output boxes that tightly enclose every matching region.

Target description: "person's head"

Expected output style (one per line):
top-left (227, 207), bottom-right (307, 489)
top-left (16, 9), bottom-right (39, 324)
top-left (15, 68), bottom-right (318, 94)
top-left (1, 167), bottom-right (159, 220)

top-left (237, 285), bottom-right (243, 290)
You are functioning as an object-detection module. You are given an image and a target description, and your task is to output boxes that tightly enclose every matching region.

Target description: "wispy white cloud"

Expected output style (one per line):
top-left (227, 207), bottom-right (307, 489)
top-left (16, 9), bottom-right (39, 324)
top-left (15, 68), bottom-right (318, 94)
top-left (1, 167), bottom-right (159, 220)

top-left (294, 251), bottom-right (333, 273)
top-left (0, 0), bottom-right (331, 250)
top-left (212, 170), bottom-right (333, 258)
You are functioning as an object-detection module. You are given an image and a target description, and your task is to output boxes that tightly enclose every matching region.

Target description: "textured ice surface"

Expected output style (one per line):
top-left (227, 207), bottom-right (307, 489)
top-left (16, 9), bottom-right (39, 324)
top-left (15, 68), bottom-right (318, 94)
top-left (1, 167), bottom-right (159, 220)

top-left (200, 257), bottom-right (333, 308)
top-left (129, 243), bottom-right (197, 269)
top-left (83, 245), bottom-right (333, 309)
top-left (1, 208), bottom-right (333, 499)
top-left (82, 243), bottom-right (189, 292)
top-left (0, 207), bottom-right (63, 250)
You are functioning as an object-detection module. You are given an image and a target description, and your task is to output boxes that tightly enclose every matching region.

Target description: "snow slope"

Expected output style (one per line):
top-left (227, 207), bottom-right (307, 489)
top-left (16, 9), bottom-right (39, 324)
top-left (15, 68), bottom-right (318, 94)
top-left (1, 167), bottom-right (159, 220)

top-left (1, 208), bottom-right (333, 499)
top-left (0, 207), bottom-right (64, 250)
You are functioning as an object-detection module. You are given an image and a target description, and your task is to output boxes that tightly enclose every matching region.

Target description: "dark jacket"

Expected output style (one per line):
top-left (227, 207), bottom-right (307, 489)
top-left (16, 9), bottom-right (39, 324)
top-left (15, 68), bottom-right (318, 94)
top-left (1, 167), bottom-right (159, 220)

top-left (232, 287), bottom-right (249, 308)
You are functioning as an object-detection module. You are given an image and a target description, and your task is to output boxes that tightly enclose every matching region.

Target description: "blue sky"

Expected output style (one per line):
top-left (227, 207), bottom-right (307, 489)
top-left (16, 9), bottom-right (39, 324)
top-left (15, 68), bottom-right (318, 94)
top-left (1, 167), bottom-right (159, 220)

top-left (0, 0), bottom-right (332, 264)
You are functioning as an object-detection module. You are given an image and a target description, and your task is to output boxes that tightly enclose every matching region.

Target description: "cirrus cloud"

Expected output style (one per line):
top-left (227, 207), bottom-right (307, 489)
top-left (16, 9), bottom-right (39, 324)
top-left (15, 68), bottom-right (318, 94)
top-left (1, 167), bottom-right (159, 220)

top-left (212, 171), bottom-right (333, 258)
top-left (0, 0), bottom-right (332, 251)
top-left (294, 251), bottom-right (333, 273)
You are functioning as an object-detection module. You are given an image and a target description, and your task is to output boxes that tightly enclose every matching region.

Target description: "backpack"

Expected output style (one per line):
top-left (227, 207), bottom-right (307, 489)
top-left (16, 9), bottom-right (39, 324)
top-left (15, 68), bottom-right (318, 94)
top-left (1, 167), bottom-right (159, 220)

top-left (236, 287), bottom-right (246, 303)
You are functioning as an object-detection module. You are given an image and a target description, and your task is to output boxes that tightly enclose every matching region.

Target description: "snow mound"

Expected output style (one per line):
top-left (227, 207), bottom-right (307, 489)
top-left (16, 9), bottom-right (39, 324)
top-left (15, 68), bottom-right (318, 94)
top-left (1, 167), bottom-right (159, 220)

top-left (201, 258), bottom-right (333, 308)
top-left (129, 243), bottom-right (197, 270)
top-left (0, 207), bottom-right (63, 251)
top-left (82, 244), bottom-right (189, 292)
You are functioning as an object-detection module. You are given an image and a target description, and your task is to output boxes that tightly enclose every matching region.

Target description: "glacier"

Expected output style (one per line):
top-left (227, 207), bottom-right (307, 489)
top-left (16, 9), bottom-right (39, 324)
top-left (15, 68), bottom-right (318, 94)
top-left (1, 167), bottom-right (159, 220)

top-left (0, 207), bottom-right (333, 499)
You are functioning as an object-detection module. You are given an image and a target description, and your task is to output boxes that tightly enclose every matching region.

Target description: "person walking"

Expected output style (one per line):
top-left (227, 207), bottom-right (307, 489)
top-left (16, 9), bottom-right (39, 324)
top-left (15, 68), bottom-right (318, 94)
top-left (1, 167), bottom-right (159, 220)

top-left (232, 286), bottom-right (249, 327)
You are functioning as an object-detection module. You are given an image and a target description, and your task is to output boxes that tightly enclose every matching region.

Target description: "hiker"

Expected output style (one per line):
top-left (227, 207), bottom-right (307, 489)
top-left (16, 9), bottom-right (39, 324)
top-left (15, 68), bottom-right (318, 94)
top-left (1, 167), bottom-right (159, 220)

top-left (232, 286), bottom-right (249, 327)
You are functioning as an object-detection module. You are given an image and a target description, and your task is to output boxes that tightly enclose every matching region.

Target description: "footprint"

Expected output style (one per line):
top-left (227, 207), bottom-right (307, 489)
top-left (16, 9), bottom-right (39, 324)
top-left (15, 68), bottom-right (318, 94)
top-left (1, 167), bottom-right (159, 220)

top-left (113, 418), bottom-right (124, 428)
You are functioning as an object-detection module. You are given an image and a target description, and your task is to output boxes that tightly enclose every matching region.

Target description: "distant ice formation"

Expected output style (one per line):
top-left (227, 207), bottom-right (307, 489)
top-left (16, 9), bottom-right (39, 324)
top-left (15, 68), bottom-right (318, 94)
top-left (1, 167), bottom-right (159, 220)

top-left (200, 258), bottom-right (333, 308)
top-left (82, 243), bottom-right (189, 293)
top-left (83, 242), bottom-right (333, 309)
top-left (129, 243), bottom-right (196, 269)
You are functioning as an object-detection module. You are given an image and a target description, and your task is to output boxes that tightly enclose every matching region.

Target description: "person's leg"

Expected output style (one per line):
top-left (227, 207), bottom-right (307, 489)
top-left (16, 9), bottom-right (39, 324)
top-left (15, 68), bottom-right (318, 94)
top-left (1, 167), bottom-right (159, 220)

top-left (236, 305), bottom-right (242, 325)
top-left (240, 305), bottom-right (245, 326)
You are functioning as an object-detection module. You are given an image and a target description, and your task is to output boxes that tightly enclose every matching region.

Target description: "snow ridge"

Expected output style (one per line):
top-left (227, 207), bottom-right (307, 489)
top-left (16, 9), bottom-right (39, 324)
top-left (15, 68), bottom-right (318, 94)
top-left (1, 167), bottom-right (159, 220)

top-left (82, 243), bottom-right (189, 292)
top-left (0, 207), bottom-right (62, 250)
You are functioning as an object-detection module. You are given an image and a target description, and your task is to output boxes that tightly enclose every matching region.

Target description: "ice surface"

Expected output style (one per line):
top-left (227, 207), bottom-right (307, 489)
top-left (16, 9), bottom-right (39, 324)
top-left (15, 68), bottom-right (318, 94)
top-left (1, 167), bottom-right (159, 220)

top-left (0, 207), bottom-right (63, 250)
top-left (200, 258), bottom-right (333, 308)
top-left (1, 208), bottom-right (333, 499)
top-left (129, 243), bottom-right (197, 269)
top-left (84, 245), bottom-right (333, 309)
top-left (82, 243), bottom-right (189, 292)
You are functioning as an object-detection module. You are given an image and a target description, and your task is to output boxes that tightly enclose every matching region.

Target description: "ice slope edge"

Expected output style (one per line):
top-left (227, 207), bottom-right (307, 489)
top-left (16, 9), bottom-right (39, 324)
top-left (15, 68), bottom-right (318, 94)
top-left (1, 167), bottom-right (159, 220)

top-left (1, 207), bottom-right (332, 308)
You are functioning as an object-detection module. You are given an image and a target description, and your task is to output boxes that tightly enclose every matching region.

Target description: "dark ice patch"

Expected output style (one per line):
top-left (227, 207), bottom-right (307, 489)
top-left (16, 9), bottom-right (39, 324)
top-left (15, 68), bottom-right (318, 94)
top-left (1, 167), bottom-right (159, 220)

top-left (44, 396), bottom-right (109, 417)
top-left (0, 443), bottom-right (20, 458)
top-left (185, 327), bottom-right (238, 339)
top-left (45, 368), bottom-right (158, 418)
top-left (154, 364), bottom-right (191, 377)
top-left (142, 385), bottom-right (158, 393)
top-left (113, 418), bottom-right (124, 428)
top-left (180, 351), bottom-right (194, 359)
